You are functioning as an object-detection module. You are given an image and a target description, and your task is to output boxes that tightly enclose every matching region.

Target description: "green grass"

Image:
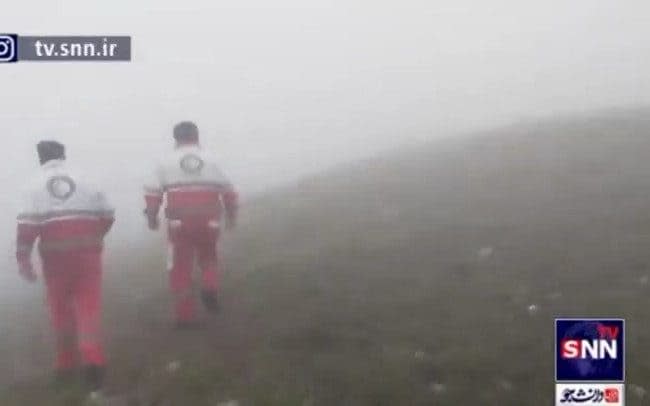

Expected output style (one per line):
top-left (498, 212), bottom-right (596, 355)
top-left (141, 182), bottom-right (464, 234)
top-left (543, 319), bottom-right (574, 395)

top-left (4, 109), bottom-right (650, 405)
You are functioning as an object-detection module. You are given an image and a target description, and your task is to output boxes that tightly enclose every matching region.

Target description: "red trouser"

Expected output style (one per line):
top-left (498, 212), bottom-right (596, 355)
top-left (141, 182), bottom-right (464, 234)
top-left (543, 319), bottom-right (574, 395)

top-left (167, 220), bottom-right (220, 322)
top-left (41, 249), bottom-right (105, 370)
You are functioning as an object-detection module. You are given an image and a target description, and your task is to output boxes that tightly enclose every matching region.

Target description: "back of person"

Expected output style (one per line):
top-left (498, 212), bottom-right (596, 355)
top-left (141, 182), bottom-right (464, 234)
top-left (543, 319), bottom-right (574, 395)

top-left (157, 144), bottom-right (234, 230)
top-left (143, 121), bottom-right (238, 327)
top-left (16, 141), bottom-right (114, 393)
top-left (19, 159), bottom-right (114, 256)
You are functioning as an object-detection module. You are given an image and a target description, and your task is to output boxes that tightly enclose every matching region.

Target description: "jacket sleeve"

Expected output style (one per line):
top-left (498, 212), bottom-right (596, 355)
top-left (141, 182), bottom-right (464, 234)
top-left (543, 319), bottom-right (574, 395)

top-left (213, 164), bottom-right (238, 223)
top-left (143, 166), bottom-right (164, 218)
top-left (16, 190), bottom-right (40, 265)
top-left (222, 182), bottom-right (239, 224)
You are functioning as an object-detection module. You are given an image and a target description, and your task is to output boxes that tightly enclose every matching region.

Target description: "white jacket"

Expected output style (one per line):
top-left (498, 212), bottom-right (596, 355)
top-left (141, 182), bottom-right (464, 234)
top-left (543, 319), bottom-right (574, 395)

top-left (16, 159), bottom-right (114, 258)
top-left (144, 144), bottom-right (238, 223)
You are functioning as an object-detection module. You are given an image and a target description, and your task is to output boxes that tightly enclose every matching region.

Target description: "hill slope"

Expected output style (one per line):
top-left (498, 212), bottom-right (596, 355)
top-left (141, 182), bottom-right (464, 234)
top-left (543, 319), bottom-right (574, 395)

top-left (4, 108), bottom-right (650, 405)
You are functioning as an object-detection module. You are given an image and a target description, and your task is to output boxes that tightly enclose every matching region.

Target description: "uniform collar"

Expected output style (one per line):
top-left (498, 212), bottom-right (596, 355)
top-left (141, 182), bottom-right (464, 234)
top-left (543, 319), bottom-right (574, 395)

top-left (41, 159), bottom-right (66, 170)
top-left (175, 143), bottom-right (201, 151)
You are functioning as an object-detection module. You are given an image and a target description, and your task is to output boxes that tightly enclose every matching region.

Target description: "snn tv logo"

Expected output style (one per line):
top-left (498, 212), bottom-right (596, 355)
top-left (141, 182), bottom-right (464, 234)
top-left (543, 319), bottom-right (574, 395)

top-left (556, 319), bottom-right (625, 382)
top-left (561, 324), bottom-right (620, 360)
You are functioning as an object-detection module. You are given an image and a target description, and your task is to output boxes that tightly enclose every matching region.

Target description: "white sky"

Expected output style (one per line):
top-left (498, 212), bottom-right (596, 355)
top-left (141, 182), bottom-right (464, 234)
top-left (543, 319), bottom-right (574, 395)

top-left (0, 0), bottom-right (649, 287)
top-left (2, 1), bottom-right (650, 190)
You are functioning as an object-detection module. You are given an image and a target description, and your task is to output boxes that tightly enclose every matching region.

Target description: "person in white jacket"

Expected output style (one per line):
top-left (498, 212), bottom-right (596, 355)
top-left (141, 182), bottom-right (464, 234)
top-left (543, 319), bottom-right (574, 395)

top-left (16, 141), bottom-right (114, 390)
top-left (143, 122), bottom-right (238, 328)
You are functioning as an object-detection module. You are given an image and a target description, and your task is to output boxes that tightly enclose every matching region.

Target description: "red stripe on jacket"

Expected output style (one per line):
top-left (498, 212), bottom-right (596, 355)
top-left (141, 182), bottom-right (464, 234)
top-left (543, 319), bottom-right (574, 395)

top-left (144, 183), bottom-right (239, 223)
top-left (17, 216), bottom-right (114, 260)
top-left (166, 188), bottom-right (221, 208)
top-left (40, 217), bottom-right (113, 241)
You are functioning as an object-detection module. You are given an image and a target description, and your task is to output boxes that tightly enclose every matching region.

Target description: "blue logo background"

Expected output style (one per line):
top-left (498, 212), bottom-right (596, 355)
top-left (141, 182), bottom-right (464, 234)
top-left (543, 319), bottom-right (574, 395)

top-left (556, 319), bottom-right (624, 382)
top-left (0, 34), bottom-right (18, 63)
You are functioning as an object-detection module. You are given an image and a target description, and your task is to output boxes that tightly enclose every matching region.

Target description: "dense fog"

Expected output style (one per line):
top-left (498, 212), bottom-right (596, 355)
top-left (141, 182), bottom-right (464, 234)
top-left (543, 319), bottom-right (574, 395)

top-left (1, 0), bottom-right (649, 292)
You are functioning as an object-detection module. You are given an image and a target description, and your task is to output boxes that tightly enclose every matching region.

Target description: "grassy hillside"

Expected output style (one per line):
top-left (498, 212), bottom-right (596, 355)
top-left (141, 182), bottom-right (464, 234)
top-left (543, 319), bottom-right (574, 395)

top-left (3, 108), bottom-right (650, 405)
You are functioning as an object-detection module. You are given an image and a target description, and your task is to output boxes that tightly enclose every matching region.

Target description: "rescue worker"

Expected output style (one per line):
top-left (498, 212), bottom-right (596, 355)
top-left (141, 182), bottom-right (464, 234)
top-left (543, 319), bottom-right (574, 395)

top-left (143, 121), bottom-right (238, 328)
top-left (16, 141), bottom-right (114, 390)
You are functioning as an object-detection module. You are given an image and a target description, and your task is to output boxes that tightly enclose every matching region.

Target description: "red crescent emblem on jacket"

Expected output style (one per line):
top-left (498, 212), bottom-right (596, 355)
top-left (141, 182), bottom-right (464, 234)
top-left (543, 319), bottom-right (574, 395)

top-left (46, 175), bottom-right (76, 200)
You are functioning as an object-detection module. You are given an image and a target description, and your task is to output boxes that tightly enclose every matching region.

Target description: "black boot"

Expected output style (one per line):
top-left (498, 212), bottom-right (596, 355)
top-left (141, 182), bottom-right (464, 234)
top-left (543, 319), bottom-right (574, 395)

top-left (82, 365), bottom-right (105, 392)
top-left (201, 290), bottom-right (220, 314)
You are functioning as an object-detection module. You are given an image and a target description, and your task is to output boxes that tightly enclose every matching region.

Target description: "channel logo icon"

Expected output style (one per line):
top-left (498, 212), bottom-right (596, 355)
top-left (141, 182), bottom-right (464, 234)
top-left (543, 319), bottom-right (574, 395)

top-left (555, 383), bottom-right (624, 405)
top-left (0, 34), bottom-right (18, 62)
top-left (556, 319), bottom-right (624, 382)
top-left (604, 388), bottom-right (620, 403)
